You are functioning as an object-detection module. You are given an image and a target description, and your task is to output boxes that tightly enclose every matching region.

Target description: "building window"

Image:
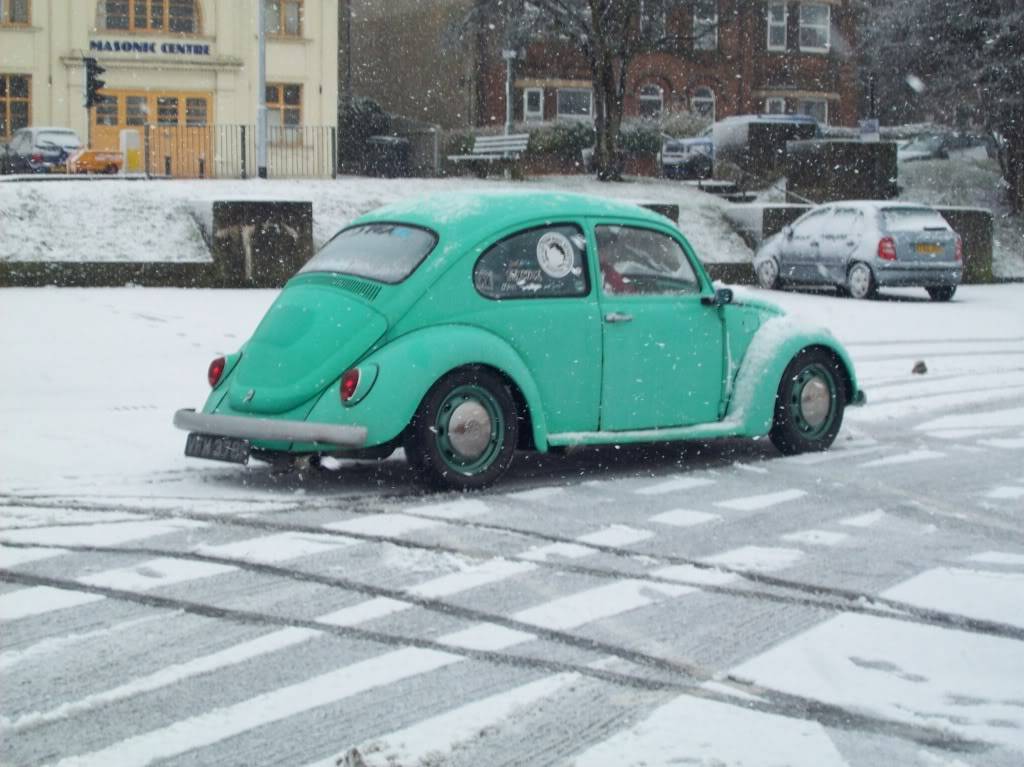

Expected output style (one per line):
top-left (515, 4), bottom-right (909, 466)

top-left (102, 0), bottom-right (198, 34)
top-left (1, 0), bottom-right (30, 24)
top-left (523, 88), bottom-right (543, 123)
top-left (95, 94), bottom-right (119, 126)
top-left (267, 83), bottom-right (302, 140)
top-left (798, 98), bottom-right (828, 124)
top-left (185, 97), bottom-right (207, 126)
top-left (799, 3), bottom-right (830, 52)
top-left (693, 0), bottom-right (718, 51)
top-left (691, 87), bottom-right (715, 121)
top-left (767, 2), bottom-right (787, 51)
top-left (765, 97), bottom-right (786, 114)
top-left (0, 74), bottom-right (30, 140)
top-left (157, 96), bottom-right (180, 125)
top-left (556, 88), bottom-right (592, 121)
top-left (638, 84), bottom-right (663, 118)
top-left (126, 95), bottom-right (148, 126)
top-left (265, 0), bottom-right (302, 37)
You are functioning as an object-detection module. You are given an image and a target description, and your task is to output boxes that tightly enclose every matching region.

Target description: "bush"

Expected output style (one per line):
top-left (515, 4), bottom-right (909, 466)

top-left (618, 120), bottom-right (662, 155)
top-left (526, 121), bottom-right (595, 163)
top-left (644, 110), bottom-right (712, 139)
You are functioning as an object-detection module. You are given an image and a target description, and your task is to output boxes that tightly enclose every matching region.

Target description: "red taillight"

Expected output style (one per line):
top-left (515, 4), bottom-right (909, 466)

top-left (208, 356), bottom-right (226, 388)
top-left (878, 237), bottom-right (897, 261)
top-left (955, 235), bottom-right (963, 262)
top-left (31, 152), bottom-right (43, 163)
top-left (340, 368), bottom-right (360, 403)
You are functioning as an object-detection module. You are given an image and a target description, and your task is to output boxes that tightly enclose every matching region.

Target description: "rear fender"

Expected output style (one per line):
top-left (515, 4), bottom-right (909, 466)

top-left (726, 316), bottom-right (861, 434)
top-left (303, 325), bottom-right (550, 451)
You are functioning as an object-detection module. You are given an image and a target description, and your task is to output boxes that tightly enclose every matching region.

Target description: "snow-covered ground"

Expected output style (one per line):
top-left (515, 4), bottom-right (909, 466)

top-left (0, 175), bottom-right (751, 265)
top-left (2, 283), bottom-right (1024, 766)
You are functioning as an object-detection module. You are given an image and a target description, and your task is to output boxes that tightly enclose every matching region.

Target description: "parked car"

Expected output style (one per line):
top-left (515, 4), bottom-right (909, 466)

top-left (897, 132), bottom-right (991, 163)
top-left (67, 148), bottom-right (123, 175)
top-left (3, 127), bottom-right (83, 173)
top-left (174, 192), bottom-right (865, 489)
top-left (661, 132), bottom-right (713, 180)
top-left (753, 201), bottom-right (962, 301)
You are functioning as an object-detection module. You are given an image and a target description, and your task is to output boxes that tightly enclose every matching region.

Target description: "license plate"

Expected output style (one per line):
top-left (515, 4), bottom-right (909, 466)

top-left (185, 432), bottom-right (250, 464)
top-left (915, 243), bottom-right (943, 254)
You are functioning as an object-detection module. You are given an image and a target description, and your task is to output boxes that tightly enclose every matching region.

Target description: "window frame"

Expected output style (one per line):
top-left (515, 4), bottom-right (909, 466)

top-left (797, 97), bottom-right (828, 125)
top-left (692, 0), bottom-right (718, 51)
top-left (264, 0), bottom-right (303, 37)
top-left (101, 0), bottom-right (199, 34)
top-left (473, 223), bottom-right (591, 301)
top-left (265, 82), bottom-right (303, 142)
top-left (523, 87), bottom-right (544, 123)
top-left (799, 3), bottom-right (831, 53)
top-left (691, 87), bottom-right (715, 122)
top-left (0, 73), bottom-right (32, 142)
top-left (767, 1), bottom-right (787, 51)
top-left (765, 97), bottom-right (786, 115)
top-left (638, 84), bottom-right (664, 119)
top-left (1, 0), bottom-right (31, 25)
top-left (556, 88), bottom-right (593, 121)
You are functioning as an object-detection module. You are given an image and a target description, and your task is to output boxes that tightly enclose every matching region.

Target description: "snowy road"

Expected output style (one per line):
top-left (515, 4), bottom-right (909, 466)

top-left (2, 285), bottom-right (1024, 766)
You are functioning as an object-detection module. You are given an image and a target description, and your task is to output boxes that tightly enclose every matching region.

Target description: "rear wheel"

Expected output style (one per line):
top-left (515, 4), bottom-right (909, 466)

top-left (926, 285), bottom-right (956, 302)
top-left (404, 368), bottom-right (518, 490)
top-left (755, 258), bottom-right (780, 290)
top-left (769, 349), bottom-right (846, 455)
top-left (846, 262), bottom-right (877, 300)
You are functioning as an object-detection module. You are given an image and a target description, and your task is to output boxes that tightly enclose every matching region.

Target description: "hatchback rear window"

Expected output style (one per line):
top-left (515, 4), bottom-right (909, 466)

top-left (301, 223), bottom-right (438, 283)
top-left (882, 208), bottom-right (949, 232)
top-left (37, 131), bottom-right (80, 148)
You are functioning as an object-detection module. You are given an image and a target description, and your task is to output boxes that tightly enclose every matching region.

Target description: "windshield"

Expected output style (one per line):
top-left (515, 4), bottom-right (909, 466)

top-left (37, 131), bottom-right (80, 149)
top-left (300, 222), bottom-right (437, 283)
top-left (881, 208), bottom-right (949, 231)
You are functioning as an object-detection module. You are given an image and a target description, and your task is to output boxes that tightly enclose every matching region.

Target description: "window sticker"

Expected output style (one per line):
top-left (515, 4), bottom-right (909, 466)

top-left (536, 232), bottom-right (576, 279)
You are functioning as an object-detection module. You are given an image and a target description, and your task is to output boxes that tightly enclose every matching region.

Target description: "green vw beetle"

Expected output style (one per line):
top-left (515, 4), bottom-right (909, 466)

top-left (175, 191), bottom-right (865, 489)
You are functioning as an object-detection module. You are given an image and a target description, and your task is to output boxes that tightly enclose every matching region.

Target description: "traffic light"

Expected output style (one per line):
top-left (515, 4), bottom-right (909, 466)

top-left (83, 57), bottom-right (106, 109)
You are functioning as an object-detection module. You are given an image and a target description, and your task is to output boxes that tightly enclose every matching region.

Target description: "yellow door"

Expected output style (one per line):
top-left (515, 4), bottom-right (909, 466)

top-left (91, 90), bottom-right (213, 178)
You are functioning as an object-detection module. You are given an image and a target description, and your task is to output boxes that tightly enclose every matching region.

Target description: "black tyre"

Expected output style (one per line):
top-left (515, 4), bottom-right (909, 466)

top-left (926, 285), bottom-right (956, 302)
top-left (404, 367), bottom-right (518, 490)
top-left (846, 262), bottom-right (877, 300)
top-left (769, 349), bottom-right (846, 455)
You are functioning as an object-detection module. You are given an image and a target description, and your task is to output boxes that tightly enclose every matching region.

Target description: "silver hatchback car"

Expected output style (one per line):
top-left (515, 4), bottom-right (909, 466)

top-left (753, 202), bottom-right (963, 301)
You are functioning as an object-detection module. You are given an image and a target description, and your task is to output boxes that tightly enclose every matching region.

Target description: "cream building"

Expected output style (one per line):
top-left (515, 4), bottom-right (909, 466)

top-left (1, 0), bottom-right (338, 176)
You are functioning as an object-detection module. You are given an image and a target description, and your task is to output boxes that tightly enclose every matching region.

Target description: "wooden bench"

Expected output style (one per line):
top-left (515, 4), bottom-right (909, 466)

top-left (447, 133), bottom-right (530, 178)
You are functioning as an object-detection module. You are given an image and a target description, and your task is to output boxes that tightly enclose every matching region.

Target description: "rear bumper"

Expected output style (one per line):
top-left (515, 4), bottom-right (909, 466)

top-left (850, 389), bottom-right (867, 407)
top-left (875, 264), bottom-right (962, 287)
top-left (173, 408), bottom-right (367, 448)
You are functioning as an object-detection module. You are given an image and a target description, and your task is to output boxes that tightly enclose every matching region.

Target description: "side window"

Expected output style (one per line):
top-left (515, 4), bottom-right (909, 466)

top-left (792, 208), bottom-right (830, 237)
top-left (596, 225), bottom-right (699, 296)
top-left (826, 209), bottom-right (859, 238)
top-left (474, 224), bottom-right (589, 300)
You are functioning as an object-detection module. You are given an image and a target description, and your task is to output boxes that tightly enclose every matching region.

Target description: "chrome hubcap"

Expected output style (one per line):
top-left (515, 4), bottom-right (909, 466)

top-left (799, 376), bottom-right (831, 429)
top-left (446, 400), bottom-right (493, 460)
top-left (758, 260), bottom-right (778, 287)
top-left (849, 266), bottom-right (870, 298)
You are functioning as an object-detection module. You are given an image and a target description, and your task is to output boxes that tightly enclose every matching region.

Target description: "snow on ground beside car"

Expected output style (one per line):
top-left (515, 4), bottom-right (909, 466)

top-left (0, 175), bottom-right (751, 265)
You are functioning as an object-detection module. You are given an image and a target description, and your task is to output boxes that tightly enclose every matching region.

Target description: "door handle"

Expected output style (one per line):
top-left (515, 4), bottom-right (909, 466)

top-left (604, 312), bottom-right (633, 324)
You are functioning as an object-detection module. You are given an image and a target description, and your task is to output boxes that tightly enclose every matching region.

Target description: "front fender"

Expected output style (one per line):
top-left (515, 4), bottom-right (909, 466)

top-left (726, 316), bottom-right (862, 435)
top-left (304, 324), bottom-right (550, 451)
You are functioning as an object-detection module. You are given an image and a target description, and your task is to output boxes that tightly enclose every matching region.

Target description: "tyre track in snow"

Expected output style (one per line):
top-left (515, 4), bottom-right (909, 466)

top-left (0, 566), bottom-right (990, 755)
top-left (3, 491), bottom-right (1024, 643)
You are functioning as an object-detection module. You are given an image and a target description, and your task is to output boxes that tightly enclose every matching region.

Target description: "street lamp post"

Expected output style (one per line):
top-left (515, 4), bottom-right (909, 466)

top-left (501, 49), bottom-right (516, 136)
top-left (256, 0), bottom-right (268, 179)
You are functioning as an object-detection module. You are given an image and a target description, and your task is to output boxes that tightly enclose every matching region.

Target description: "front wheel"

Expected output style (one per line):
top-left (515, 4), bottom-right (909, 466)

top-left (755, 257), bottom-right (780, 290)
top-left (404, 368), bottom-right (518, 490)
top-left (846, 262), bottom-right (877, 300)
top-left (769, 349), bottom-right (846, 455)
top-left (926, 285), bottom-right (956, 302)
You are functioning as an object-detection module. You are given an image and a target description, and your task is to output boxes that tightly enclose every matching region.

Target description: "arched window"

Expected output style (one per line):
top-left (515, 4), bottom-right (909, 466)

top-left (691, 87), bottom-right (715, 121)
top-left (100, 0), bottom-right (199, 34)
top-left (638, 84), bottom-right (664, 118)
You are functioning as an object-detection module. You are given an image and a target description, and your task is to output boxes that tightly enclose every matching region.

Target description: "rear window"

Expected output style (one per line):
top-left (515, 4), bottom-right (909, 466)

top-left (37, 131), bottom-right (80, 149)
top-left (301, 223), bottom-right (438, 283)
top-left (881, 208), bottom-right (949, 232)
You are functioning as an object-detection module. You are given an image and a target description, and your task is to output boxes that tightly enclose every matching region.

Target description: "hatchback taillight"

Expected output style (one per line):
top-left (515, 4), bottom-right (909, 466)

top-left (340, 368), bottom-right (360, 403)
top-left (208, 356), bottom-right (226, 388)
top-left (955, 235), bottom-right (963, 262)
top-left (878, 237), bottom-right (897, 261)
top-left (30, 152), bottom-right (43, 163)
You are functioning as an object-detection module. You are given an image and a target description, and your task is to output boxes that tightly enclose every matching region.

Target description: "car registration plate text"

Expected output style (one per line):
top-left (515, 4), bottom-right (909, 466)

top-left (185, 432), bottom-right (250, 464)
top-left (915, 243), bottom-right (943, 254)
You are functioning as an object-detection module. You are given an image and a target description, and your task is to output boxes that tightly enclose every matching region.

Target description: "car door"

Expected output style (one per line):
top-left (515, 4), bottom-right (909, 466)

top-left (817, 207), bottom-right (863, 283)
top-left (593, 222), bottom-right (724, 431)
top-left (785, 207), bottom-right (832, 282)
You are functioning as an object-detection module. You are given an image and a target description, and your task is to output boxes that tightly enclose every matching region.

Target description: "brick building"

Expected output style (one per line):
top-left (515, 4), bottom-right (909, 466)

top-left (477, 0), bottom-right (861, 128)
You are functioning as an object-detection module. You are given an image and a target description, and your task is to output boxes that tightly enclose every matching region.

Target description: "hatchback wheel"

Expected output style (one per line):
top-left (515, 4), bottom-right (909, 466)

top-left (756, 258), bottom-right (780, 290)
top-left (769, 349), bottom-right (845, 455)
top-left (846, 262), bottom-right (877, 300)
top-left (405, 368), bottom-right (518, 490)
top-left (926, 286), bottom-right (956, 302)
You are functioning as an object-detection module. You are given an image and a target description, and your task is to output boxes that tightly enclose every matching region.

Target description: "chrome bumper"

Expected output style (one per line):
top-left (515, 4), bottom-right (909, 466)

top-left (173, 409), bottom-right (368, 448)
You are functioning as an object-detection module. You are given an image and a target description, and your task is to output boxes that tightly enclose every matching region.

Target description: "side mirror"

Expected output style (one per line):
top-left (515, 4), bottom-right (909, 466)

top-left (702, 287), bottom-right (734, 307)
top-left (783, 224), bottom-right (794, 239)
